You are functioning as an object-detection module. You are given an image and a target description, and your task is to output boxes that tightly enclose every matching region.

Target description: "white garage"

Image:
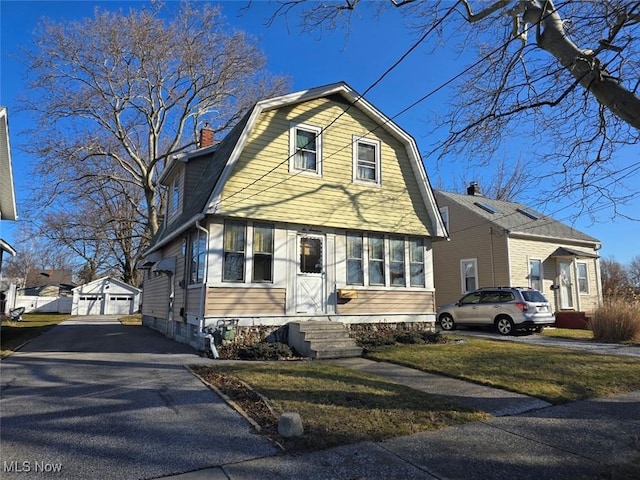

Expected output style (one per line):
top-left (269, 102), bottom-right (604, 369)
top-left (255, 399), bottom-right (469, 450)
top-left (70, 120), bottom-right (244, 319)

top-left (72, 277), bottom-right (141, 316)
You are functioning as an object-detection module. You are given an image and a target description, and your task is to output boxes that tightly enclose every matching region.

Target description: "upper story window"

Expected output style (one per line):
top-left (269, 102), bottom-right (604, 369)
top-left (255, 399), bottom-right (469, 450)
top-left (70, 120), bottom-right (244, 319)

top-left (168, 173), bottom-right (182, 220)
top-left (290, 123), bottom-right (322, 176)
top-left (439, 206), bottom-right (449, 234)
top-left (353, 136), bottom-right (381, 185)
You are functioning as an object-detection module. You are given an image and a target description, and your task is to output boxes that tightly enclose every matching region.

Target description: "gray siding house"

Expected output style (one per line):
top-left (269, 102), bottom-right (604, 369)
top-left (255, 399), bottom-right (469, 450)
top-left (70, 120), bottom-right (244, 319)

top-left (433, 184), bottom-right (602, 327)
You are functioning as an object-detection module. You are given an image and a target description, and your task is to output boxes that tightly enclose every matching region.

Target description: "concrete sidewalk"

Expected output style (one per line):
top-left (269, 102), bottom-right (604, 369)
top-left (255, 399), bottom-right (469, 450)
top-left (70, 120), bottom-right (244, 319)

top-left (161, 358), bottom-right (640, 480)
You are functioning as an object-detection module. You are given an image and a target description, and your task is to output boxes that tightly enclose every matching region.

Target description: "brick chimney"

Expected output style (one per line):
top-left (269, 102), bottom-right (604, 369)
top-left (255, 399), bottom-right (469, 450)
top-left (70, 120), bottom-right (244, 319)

top-left (467, 182), bottom-right (482, 196)
top-left (199, 124), bottom-right (215, 148)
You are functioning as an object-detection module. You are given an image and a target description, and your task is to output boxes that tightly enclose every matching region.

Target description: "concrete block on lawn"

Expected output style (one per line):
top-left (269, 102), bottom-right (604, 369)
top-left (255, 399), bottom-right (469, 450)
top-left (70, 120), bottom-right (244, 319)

top-left (278, 412), bottom-right (304, 437)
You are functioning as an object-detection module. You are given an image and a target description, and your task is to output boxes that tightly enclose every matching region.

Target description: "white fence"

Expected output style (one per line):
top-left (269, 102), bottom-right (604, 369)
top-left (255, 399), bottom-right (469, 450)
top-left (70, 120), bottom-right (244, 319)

top-left (13, 296), bottom-right (73, 314)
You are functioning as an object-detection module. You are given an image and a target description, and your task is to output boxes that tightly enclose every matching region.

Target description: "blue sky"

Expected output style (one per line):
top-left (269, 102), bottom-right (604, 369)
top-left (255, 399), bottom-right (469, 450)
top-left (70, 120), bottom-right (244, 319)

top-left (1, 0), bottom-right (639, 265)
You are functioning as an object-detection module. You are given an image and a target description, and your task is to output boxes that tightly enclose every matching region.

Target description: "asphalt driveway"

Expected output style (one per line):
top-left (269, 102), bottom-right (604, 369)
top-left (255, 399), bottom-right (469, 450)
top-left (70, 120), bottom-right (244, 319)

top-left (0, 316), bottom-right (277, 480)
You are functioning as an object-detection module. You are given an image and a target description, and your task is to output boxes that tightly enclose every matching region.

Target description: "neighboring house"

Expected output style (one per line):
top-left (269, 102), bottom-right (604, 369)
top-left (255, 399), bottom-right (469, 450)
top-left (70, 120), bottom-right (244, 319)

top-left (12, 269), bottom-right (75, 314)
top-left (433, 184), bottom-right (602, 326)
top-left (71, 277), bottom-right (141, 316)
top-left (140, 82), bottom-right (447, 348)
top-left (1, 106), bottom-right (17, 316)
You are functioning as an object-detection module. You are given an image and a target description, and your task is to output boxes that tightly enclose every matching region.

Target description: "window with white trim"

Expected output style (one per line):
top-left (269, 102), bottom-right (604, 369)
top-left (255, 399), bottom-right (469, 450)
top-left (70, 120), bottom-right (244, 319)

top-left (189, 229), bottom-right (207, 284)
top-left (529, 259), bottom-right (543, 291)
top-left (389, 237), bottom-right (406, 286)
top-left (290, 123), bottom-right (321, 175)
top-left (409, 237), bottom-right (425, 287)
top-left (461, 258), bottom-right (478, 293)
top-left (439, 206), bottom-right (449, 234)
top-left (346, 233), bottom-right (364, 285)
top-left (368, 235), bottom-right (385, 285)
top-left (223, 221), bottom-right (246, 282)
top-left (353, 136), bottom-right (381, 184)
top-left (577, 262), bottom-right (589, 294)
top-left (252, 223), bottom-right (274, 283)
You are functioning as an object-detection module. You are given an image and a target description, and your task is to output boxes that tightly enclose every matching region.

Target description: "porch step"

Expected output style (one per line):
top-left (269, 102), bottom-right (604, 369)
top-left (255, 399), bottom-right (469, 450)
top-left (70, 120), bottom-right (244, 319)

top-left (288, 321), bottom-right (363, 359)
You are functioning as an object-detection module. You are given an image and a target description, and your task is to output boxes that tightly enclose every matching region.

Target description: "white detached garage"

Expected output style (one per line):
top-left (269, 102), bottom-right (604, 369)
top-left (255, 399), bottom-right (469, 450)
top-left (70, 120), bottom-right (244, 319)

top-left (72, 277), bottom-right (141, 316)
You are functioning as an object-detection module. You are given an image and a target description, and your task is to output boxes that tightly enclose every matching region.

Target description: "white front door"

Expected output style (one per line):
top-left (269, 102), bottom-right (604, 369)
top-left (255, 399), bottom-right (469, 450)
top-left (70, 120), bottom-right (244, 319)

top-left (296, 234), bottom-right (326, 314)
top-left (558, 261), bottom-right (574, 309)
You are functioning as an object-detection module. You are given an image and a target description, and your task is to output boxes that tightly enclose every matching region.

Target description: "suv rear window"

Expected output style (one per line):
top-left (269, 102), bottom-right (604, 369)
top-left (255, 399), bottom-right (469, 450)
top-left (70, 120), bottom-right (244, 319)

top-left (521, 290), bottom-right (548, 302)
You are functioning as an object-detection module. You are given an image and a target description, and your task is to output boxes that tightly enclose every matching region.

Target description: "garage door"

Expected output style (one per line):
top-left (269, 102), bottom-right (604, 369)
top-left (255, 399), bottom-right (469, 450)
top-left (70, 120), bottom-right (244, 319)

top-left (107, 296), bottom-right (133, 315)
top-left (77, 296), bottom-right (102, 315)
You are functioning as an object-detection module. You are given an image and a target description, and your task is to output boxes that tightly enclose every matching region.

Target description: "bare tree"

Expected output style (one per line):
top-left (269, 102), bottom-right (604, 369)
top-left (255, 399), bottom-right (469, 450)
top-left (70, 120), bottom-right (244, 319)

top-left (600, 257), bottom-right (631, 297)
top-left (628, 255), bottom-right (640, 287)
top-left (273, 1), bottom-right (640, 214)
top-left (21, 2), bottom-right (290, 278)
top-left (2, 225), bottom-right (75, 287)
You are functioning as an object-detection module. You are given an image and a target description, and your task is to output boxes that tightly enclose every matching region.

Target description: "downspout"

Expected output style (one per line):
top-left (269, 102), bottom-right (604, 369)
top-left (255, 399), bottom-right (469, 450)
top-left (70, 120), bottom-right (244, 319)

top-left (195, 217), bottom-right (208, 333)
top-left (195, 217), bottom-right (218, 359)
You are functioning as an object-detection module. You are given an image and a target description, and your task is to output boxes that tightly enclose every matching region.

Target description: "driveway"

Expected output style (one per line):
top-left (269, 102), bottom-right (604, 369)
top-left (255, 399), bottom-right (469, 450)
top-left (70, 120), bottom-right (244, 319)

top-left (0, 316), bottom-right (277, 480)
top-left (441, 327), bottom-right (640, 357)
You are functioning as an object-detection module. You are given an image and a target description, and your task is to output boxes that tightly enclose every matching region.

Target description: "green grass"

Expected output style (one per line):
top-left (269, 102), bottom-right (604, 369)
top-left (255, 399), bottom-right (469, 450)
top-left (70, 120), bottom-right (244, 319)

top-left (542, 327), bottom-right (594, 340)
top-left (118, 313), bottom-right (142, 325)
top-left (190, 362), bottom-right (488, 453)
top-left (1, 313), bottom-right (70, 358)
top-left (367, 338), bottom-right (640, 404)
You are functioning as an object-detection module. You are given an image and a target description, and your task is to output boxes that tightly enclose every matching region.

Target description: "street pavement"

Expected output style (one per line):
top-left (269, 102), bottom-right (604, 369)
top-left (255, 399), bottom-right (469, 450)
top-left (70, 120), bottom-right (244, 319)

top-left (1, 318), bottom-right (639, 479)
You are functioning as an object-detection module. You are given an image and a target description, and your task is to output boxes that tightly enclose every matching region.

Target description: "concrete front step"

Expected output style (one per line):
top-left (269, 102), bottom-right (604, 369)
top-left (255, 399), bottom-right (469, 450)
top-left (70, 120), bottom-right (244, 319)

top-left (312, 346), bottom-right (364, 359)
top-left (288, 321), bottom-right (362, 359)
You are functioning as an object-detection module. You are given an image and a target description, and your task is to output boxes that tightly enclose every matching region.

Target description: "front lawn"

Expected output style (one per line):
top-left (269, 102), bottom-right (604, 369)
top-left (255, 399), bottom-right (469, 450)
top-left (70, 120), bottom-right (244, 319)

top-left (0, 313), bottom-right (70, 358)
top-left (367, 338), bottom-right (640, 404)
top-left (190, 362), bottom-right (488, 453)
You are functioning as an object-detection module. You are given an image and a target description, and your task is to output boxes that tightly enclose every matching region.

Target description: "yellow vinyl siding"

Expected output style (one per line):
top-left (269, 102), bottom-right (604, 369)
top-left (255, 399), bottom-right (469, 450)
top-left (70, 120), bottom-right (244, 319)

top-left (205, 287), bottom-right (286, 316)
top-left (337, 290), bottom-right (435, 314)
top-left (217, 97), bottom-right (434, 236)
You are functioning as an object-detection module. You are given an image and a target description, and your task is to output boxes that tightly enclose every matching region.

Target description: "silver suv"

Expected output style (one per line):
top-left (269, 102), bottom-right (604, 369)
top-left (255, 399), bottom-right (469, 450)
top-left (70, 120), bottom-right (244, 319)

top-left (437, 287), bottom-right (556, 335)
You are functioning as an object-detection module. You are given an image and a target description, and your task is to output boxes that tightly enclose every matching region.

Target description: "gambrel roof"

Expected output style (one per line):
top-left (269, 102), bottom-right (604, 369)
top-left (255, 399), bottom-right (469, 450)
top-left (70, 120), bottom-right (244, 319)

top-left (436, 190), bottom-right (600, 244)
top-left (146, 82), bottom-right (447, 254)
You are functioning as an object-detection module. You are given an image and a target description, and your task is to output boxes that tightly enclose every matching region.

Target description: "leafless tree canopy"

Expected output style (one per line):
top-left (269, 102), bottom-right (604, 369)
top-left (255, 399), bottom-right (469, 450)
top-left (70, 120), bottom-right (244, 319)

top-left (20, 2), bottom-right (289, 283)
top-left (273, 0), bottom-right (640, 216)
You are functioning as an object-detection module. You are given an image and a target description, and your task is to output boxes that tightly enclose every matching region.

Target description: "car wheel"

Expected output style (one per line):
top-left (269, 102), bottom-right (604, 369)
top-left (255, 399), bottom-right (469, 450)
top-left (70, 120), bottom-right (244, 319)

top-left (534, 326), bottom-right (545, 333)
top-left (439, 314), bottom-right (455, 331)
top-left (495, 316), bottom-right (514, 335)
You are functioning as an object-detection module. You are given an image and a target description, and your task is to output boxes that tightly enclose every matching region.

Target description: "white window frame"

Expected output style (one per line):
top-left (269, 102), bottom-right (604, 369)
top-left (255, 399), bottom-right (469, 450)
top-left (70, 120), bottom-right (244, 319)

top-left (439, 206), bottom-right (449, 234)
top-left (529, 258), bottom-right (543, 291)
top-left (460, 258), bottom-right (478, 293)
top-left (289, 123), bottom-right (322, 177)
top-left (352, 136), bottom-right (381, 185)
top-left (577, 262), bottom-right (589, 294)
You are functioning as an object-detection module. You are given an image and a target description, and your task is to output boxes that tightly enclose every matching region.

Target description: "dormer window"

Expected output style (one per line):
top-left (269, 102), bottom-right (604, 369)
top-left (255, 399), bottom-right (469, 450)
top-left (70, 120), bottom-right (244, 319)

top-left (290, 123), bottom-right (322, 176)
top-left (168, 173), bottom-right (182, 219)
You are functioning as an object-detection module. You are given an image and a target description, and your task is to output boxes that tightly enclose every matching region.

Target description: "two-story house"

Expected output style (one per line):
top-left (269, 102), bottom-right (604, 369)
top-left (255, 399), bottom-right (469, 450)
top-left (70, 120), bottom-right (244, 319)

top-left (433, 184), bottom-right (602, 327)
top-left (139, 82), bottom-right (448, 350)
